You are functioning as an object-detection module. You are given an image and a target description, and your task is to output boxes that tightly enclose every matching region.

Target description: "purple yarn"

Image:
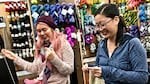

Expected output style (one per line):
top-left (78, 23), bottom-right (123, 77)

top-left (130, 25), bottom-right (140, 38)
top-left (85, 34), bottom-right (94, 45)
top-left (65, 26), bottom-right (76, 47)
top-left (65, 27), bottom-right (72, 34)
top-left (70, 25), bottom-right (75, 32)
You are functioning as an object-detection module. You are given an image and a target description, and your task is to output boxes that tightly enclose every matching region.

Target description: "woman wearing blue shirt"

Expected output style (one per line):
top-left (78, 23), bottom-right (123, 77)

top-left (82, 4), bottom-right (149, 84)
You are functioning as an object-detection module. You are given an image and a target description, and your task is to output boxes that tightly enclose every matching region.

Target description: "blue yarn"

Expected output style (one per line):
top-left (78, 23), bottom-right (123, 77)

top-left (31, 5), bottom-right (38, 13)
top-left (31, 5), bottom-right (38, 24)
top-left (49, 4), bottom-right (56, 15)
top-left (139, 11), bottom-right (145, 17)
top-left (139, 5), bottom-right (146, 10)
top-left (55, 3), bottom-right (64, 24)
top-left (68, 4), bottom-right (75, 23)
top-left (139, 5), bottom-right (146, 22)
top-left (37, 4), bottom-right (44, 16)
top-left (61, 3), bottom-right (69, 23)
top-left (44, 4), bottom-right (50, 11)
top-left (44, 4), bottom-right (51, 15)
top-left (84, 16), bottom-right (90, 25)
top-left (49, 4), bottom-right (58, 25)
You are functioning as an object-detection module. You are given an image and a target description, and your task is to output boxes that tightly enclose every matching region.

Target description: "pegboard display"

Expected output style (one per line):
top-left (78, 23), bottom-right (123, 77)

top-left (2, 1), bottom-right (34, 59)
top-left (116, 0), bottom-right (150, 51)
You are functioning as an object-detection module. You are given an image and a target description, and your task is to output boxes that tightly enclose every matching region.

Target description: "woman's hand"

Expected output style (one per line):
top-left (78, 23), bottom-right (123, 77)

top-left (44, 47), bottom-right (56, 61)
top-left (82, 63), bottom-right (89, 72)
top-left (82, 64), bottom-right (102, 78)
top-left (88, 66), bottom-right (102, 78)
top-left (1, 49), bottom-right (17, 61)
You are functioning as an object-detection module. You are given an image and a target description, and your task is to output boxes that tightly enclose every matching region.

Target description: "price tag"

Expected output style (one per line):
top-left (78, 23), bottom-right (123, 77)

top-left (68, 8), bottom-right (74, 15)
top-left (61, 9), bottom-right (68, 16)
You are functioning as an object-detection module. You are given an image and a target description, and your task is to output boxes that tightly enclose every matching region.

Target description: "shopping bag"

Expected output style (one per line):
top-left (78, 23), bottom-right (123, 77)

top-left (89, 70), bottom-right (104, 84)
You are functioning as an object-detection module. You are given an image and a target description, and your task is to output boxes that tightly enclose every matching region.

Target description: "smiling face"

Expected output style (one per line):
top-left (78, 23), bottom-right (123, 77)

top-left (36, 22), bottom-right (54, 41)
top-left (95, 14), bottom-right (119, 39)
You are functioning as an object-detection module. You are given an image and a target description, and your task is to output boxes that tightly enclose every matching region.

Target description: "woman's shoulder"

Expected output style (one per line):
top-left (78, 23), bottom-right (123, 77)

top-left (123, 33), bottom-right (134, 40)
top-left (118, 33), bottom-right (140, 46)
top-left (123, 33), bottom-right (142, 46)
top-left (122, 33), bottom-right (140, 42)
top-left (124, 33), bottom-right (140, 41)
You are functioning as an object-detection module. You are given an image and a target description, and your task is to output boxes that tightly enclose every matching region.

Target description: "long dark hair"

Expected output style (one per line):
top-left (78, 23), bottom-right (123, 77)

top-left (94, 4), bottom-right (126, 45)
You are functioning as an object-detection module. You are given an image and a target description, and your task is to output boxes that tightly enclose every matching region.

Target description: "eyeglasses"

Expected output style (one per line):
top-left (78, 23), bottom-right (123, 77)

top-left (96, 19), bottom-right (112, 29)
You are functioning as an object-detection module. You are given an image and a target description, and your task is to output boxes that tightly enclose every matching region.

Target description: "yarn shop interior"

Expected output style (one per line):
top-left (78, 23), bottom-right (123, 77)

top-left (0, 0), bottom-right (150, 84)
